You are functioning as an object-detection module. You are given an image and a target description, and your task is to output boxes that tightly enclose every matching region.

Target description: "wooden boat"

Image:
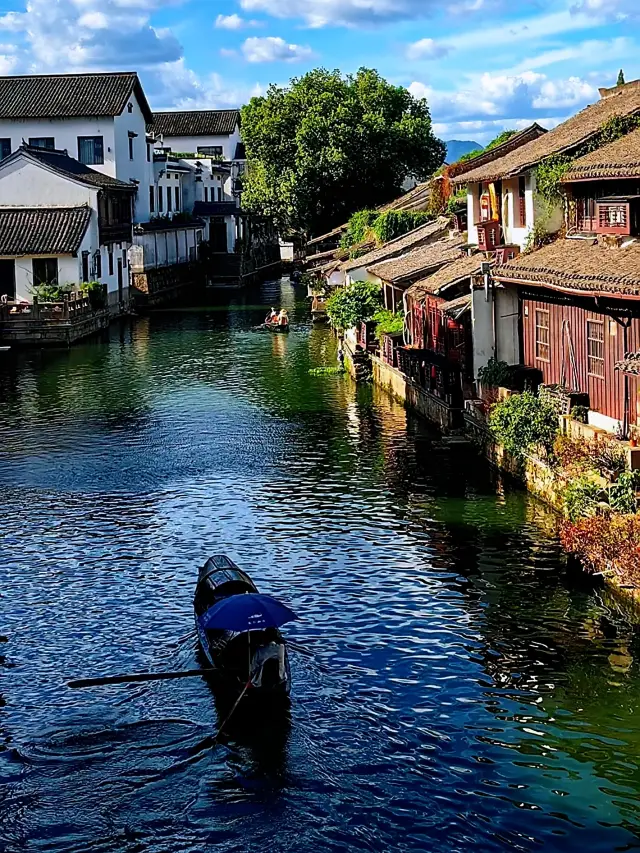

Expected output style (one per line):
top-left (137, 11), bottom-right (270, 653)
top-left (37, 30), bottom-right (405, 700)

top-left (194, 554), bottom-right (291, 696)
top-left (264, 320), bottom-right (289, 333)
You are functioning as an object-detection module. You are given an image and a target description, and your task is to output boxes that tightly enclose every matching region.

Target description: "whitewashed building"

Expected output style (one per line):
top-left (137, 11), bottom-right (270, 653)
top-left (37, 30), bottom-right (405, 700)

top-left (0, 144), bottom-right (135, 311)
top-left (0, 72), bottom-right (154, 223)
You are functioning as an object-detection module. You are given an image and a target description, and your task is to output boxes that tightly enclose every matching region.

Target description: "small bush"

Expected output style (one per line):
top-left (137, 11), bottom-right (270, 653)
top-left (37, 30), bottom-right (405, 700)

top-left (570, 405), bottom-right (588, 424)
top-left (561, 514), bottom-right (640, 578)
top-left (372, 309), bottom-right (404, 343)
top-left (553, 434), bottom-right (591, 473)
top-left (325, 280), bottom-right (382, 330)
top-left (609, 470), bottom-right (640, 515)
top-left (489, 391), bottom-right (559, 457)
top-left (591, 438), bottom-right (628, 480)
top-left (478, 357), bottom-right (513, 389)
top-left (563, 474), bottom-right (608, 522)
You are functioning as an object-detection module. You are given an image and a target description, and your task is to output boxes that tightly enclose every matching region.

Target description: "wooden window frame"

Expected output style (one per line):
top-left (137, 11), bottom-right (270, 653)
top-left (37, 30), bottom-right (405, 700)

top-left (535, 308), bottom-right (550, 363)
top-left (587, 319), bottom-right (605, 378)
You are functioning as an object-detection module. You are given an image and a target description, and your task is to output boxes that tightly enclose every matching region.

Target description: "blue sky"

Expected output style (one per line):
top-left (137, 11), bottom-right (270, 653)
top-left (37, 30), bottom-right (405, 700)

top-left (0, 0), bottom-right (637, 143)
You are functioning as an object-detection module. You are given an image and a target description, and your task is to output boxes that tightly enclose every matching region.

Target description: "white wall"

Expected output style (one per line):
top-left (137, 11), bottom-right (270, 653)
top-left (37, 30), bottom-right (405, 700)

top-left (113, 96), bottom-right (151, 222)
top-left (0, 116), bottom-right (117, 175)
top-left (0, 157), bottom-right (97, 206)
top-left (467, 172), bottom-right (563, 252)
top-left (9, 254), bottom-right (81, 302)
top-left (471, 285), bottom-right (520, 378)
top-left (159, 124), bottom-right (241, 162)
top-left (133, 226), bottom-right (202, 269)
top-left (0, 158), bottom-right (133, 303)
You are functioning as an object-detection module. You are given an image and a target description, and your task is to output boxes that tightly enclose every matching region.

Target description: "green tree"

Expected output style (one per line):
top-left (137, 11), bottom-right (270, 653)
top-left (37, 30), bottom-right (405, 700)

top-left (240, 67), bottom-right (446, 237)
top-left (617, 69), bottom-right (625, 86)
top-left (326, 280), bottom-right (382, 330)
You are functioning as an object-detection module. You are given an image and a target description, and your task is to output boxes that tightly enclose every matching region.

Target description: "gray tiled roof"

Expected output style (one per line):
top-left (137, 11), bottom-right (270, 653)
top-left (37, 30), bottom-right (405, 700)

top-left (150, 110), bottom-right (240, 137)
top-left (20, 146), bottom-right (135, 190)
top-left (0, 72), bottom-right (152, 122)
top-left (0, 207), bottom-right (92, 255)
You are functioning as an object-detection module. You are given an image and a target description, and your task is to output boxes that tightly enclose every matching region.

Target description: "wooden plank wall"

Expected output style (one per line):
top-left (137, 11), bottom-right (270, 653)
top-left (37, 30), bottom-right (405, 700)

top-left (522, 297), bottom-right (640, 425)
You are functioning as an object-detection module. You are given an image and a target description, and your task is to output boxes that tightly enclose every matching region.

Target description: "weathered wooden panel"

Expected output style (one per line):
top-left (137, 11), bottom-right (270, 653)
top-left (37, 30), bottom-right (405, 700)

top-left (521, 296), bottom-right (640, 425)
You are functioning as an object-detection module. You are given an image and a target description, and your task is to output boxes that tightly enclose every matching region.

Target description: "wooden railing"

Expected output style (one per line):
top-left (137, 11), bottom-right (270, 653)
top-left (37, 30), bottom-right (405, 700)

top-left (1, 294), bottom-right (96, 323)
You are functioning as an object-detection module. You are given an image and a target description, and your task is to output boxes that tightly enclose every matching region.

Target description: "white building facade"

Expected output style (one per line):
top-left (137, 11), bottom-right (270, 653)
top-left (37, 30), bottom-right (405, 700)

top-left (0, 145), bottom-right (135, 310)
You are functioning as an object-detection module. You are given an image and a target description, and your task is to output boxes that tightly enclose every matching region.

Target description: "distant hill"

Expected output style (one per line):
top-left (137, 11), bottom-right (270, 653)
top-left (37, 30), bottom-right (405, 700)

top-left (445, 140), bottom-right (483, 164)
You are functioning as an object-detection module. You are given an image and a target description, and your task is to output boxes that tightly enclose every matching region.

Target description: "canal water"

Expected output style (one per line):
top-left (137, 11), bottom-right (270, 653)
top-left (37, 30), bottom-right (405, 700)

top-left (1, 277), bottom-right (640, 852)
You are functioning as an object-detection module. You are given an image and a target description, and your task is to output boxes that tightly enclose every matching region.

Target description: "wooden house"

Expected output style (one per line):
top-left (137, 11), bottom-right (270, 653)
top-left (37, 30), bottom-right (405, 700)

top-left (453, 79), bottom-right (640, 255)
top-left (366, 235), bottom-right (466, 312)
top-left (395, 254), bottom-right (481, 410)
top-left (494, 239), bottom-right (640, 437)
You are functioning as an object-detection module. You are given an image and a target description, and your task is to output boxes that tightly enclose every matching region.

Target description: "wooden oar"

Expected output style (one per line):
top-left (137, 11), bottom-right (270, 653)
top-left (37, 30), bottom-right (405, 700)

top-left (67, 668), bottom-right (217, 689)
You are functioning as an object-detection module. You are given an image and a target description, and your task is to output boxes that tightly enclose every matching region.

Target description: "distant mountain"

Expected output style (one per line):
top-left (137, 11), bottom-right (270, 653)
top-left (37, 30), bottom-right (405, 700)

top-left (445, 140), bottom-right (483, 164)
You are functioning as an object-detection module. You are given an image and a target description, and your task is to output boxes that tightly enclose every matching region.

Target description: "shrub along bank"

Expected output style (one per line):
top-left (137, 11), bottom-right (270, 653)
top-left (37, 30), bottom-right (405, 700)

top-left (487, 390), bottom-right (640, 585)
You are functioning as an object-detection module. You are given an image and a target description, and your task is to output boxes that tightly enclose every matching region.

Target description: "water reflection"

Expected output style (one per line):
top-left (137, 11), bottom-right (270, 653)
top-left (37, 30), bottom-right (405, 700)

top-left (1, 278), bottom-right (640, 852)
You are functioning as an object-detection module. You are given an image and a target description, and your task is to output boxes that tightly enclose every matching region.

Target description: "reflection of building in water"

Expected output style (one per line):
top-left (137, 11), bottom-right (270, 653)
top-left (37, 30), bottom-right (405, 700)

top-left (132, 315), bottom-right (151, 364)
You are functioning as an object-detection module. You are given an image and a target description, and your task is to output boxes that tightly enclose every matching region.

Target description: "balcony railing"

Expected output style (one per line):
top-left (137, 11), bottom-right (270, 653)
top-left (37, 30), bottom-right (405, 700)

top-left (1, 294), bottom-right (96, 323)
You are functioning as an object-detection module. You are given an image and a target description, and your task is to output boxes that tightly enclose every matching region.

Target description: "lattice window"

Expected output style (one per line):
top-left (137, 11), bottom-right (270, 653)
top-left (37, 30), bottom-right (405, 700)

top-left (587, 320), bottom-right (605, 378)
top-left (535, 309), bottom-right (550, 362)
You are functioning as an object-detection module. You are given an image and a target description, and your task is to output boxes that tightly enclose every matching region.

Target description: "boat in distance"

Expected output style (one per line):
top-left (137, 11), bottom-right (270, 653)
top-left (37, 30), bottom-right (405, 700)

top-left (194, 555), bottom-right (293, 696)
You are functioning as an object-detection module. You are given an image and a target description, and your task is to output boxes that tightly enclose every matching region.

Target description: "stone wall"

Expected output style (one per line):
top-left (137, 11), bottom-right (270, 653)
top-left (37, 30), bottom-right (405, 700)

top-left (0, 309), bottom-right (111, 346)
top-left (371, 354), bottom-right (462, 431)
top-left (131, 263), bottom-right (202, 308)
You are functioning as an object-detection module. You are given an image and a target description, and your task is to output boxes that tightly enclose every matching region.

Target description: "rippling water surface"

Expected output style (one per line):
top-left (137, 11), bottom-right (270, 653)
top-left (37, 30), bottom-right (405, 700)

top-left (2, 278), bottom-right (640, 852)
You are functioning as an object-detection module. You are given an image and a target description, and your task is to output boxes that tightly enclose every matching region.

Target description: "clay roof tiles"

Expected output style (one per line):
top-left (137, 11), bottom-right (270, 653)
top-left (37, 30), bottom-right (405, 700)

top-left (368, 235), bottom-right (466, 284)
top-left (405, 253), bottom-right (483, 300)
top-left (343, 216), bottom-right (450, 272)
top-left (0, 72), bottom-right (152, 123)
top-left (447, 123), bottom-right (548, 181)
top-left (453, 80), bottom-right (640, 185)
top-left (562, 126), bottom-right (640, 182)
top-left (151, 110), bottom-right (240, 137)
top-left (0, 206), bottom-right (92, 256)
top-left (495, 238), bottom-right (640, 297)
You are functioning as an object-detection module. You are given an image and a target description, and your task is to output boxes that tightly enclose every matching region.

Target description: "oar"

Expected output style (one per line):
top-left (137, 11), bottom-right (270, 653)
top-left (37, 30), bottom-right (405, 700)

top-left (67, 668), bottom-right (217, 689)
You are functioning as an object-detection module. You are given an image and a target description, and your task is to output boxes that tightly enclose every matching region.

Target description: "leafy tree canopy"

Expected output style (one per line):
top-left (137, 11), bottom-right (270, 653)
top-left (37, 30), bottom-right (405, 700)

top-left (326, 280), bottom-right (382, 330)
top-left (240, 67), bottom-right (446, 237)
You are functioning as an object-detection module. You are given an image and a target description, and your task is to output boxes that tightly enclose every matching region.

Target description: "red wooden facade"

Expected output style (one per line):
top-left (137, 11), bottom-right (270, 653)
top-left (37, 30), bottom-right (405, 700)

top-left (521, 292), bottom-right (640, 425)
top-left (406, 294), bottom-right (470, 377)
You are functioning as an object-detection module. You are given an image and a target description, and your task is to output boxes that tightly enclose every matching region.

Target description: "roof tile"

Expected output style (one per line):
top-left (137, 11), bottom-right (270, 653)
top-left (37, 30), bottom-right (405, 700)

top-left (495, 237), bottom-right (640, 297)
top-left (0, 72), bottom-right (151, 122)
top-left (453, 80), bottom-right (640, 185)
top-left (0, 207), bottom-right (92, 256)
top-left (151, 110), bottom-right (240, 137)
top-left (368, 236), bottom-right (466, 284)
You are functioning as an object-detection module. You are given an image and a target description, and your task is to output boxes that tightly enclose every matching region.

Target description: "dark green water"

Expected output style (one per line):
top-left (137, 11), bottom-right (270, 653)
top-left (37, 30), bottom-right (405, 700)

top-left (2, 277), bottom-right (640, 852)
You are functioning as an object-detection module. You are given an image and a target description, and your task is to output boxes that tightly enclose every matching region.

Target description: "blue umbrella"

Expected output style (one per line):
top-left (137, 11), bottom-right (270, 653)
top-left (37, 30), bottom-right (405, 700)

top-left (199, 593), bottom-right (298, 633)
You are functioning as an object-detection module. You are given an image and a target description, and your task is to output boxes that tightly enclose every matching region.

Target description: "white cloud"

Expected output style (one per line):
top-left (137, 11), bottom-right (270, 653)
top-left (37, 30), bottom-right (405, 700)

top-left (241, 36), bottom-right (313, 62)
top-left (410, 70), bottom-right (598, 125)
top-left (3, 0), bottom-right (182, 71)
top-left (0, 53), bottom-right (17, 74)
top-left (0, 11), bottom-right (26, 31)
top-left (507, 36), bottom-right (634, 74)
top-left (405, 38), bottom-right (449, 60)
top-left (215, 13), bottom-right (258, 29)
top-left (240, 0), bottom-right (437, 28)
top-left (572, 0), bottom-right (640, 18)
top-left (145, 58), bottom-right (264, 109)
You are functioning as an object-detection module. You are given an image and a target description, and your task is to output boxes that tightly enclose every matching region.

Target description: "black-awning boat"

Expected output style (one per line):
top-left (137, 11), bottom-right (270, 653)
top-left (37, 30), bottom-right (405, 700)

top-left (194, 554), bottom-right (293, 696)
